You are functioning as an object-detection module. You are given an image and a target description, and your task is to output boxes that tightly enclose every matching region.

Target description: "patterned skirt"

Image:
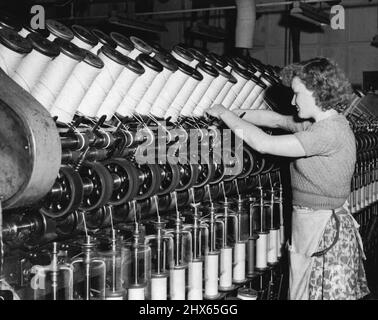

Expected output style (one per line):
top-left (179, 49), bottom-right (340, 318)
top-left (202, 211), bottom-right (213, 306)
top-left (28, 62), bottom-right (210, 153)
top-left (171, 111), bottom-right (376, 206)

top-left (308, 212), bottom-right (370, 300)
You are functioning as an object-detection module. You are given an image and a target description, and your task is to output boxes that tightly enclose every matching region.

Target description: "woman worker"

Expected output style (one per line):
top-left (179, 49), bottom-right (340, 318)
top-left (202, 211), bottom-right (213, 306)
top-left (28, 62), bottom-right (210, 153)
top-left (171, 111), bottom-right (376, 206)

top-left (206, 57), bottom-right (370, 300)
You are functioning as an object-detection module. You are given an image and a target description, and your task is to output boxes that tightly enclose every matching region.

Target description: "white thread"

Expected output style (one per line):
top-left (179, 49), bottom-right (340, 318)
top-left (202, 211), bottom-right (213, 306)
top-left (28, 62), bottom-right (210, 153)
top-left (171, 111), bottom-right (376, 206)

top-left (164, 73), bottom-right (200, 122)
top-left (77, 49), bottom-right (124, 118)
top-left (47, 34), bottom-right (57, 42)
top-left (149, 68), bottom-right (190, 118)
top-left (267, 229), bottom-right (279, 264)
top-left (250, 91), bottom-right (266, 110)
top-left (188, 261), bottom-right (203, 300)
top-left (222, 70), bottom-right (249, 108)
top-left (219, 247), bottom-right (233, 289)
top-left (128, 286), bottom-right (145, 300)
top-left (12, 49), bottom-right (54, 92)
top-left (229, 79), bottom-right (256, 110)
top-left (233, 242), bottom-right (246, 282)
top-left (169, 268), bottom-right (186, 300)
top-left (90, 42), bottom-right (102, 55)
top-left (0, 43), bottom-right (26, 76)
top-left (213, 80), bottom-right (234, 105)
top-left (193, 69), bottom-right (229, 116)
top-left (181, 66), bottom-right (216, 117)
top-left (189, 59), bottom-right (199, 68)
top-left (115, 45), bottom-right (131, 57)
top-left (151, 276), bottom-right (167, 300)
top-left (116, 60), bottom-right (160, 117)
top-left (224, 65), bottom-right (232, 72)
top-left (204, 254), bottom-right (219, 298)
top-left (243, 82), bottom-right (264, 109)
top-left (135, 67), bottom-right (173, 115)
top-left (128, 47), bottom-right (143, 59)
top-left (256, 232), bottom-right (268, 269)
top-left (280, 225), bottom-right (285, 246)
top-left (277, 227), bottom-right (282, 258)
top-left (18, 28), bottom-right (30, 38)
top-left (50, 57), bottom-right (103, 123)
top-left (71, 36), bottom-right (93, 50)
top-left (96, 64), bottom-right (142, 120)
top-left (31, 51), bottom-right (80, 110)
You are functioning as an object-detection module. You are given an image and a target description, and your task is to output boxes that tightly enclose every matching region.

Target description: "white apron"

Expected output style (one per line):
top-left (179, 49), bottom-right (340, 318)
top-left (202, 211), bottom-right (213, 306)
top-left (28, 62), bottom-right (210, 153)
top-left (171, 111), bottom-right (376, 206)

top-left (288, 202), bottom-right (365, 300)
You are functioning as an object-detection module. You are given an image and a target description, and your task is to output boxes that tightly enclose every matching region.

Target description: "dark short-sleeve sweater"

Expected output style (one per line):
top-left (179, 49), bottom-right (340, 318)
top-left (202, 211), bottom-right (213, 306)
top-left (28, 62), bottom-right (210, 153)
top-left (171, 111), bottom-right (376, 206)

top-left (287, 114), bottom-right (356, 209)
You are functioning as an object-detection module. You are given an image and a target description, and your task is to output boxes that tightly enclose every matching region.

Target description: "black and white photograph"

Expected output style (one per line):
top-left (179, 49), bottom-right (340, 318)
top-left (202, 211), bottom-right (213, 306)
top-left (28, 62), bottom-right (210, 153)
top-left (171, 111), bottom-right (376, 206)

top-left (0, 0), bottom-right (377, 307)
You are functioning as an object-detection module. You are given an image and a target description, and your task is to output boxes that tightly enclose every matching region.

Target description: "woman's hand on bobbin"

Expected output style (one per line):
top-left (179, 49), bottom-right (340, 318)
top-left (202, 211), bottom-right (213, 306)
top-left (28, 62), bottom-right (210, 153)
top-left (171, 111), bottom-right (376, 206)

top-left (206, 104), bottom-right (228, 119)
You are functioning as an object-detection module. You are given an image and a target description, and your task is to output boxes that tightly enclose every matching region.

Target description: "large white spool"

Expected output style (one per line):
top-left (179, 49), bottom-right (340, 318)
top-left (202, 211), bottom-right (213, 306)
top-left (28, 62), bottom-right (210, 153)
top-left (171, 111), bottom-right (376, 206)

top-left (31, 39), bottom-right (84, 110)
top-left (213, 75), bottom-right (237, 105)
top-left (128, 36), bottom-right (153, 59)
top-left (230, 78), bottom-right (257, 110)
top-left (171, 44), bottom-right (194, 65)
top-left (128, 286), bottom-right (145, 300)
top-left (76, 46), bottom-right (126, 118)
top-left (204, 253), bottom-right (219, 298)
top-left (169, 267), bottom-right (186, 300)
top-left (111, 32), bottom-right (134, 57)
top-left (267, 229), bottom-right (279, 264)
top-left (256, 231), bottom-right (268, 270)
top-left (219, 247), bottom-right (233, 290)
top-left (96, 57), bottom-right (144, 121)
top-left (188, 260), bottom-right (203, 300)
top-left (46, 19), bottom-right (73, 42)
top-left (149, 61), bottom-right (193, 119)
top-left (193, 67), bottom-right (230, 117)
top-left (243, 81), bottom-right (265, 109)
top-left (50, 51), bottom-right (104, 123)
top-left (233, 242), bottom-right (246, 283)
top-left (0, 28), bottom-right (32, 77)
top-left (181, 63), bottom-right (218, 117)
top-left (12, 33), bottom-right (59, 92)
top-left (134, 54), bottom-right (177, 116)
top-left (71, 25), bottom-right (98, 50)
top-left (151, 275), bottom-right (168, 300)
top-left (222, 67), bottom-right (250, 108)
top-left (116, 54), bottom-right (163, 117)
top-left (164, 69), bottom-right (202, 122)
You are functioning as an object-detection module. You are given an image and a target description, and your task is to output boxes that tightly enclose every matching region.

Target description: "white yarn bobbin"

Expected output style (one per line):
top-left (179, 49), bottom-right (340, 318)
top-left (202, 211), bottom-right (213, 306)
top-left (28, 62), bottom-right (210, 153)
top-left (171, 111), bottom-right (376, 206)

top-left (128, 36), bottom-right (153, 59)
top-left (128, 286), bottom-right (145, 300)
top-left (222, 66), bottom-right (250, 109)
top-left (12, 33), bottom-right (59, 92)
top-left (116, 54), bottom-right (163, 117)
top-left (255, 231), bottom-right (268, 270)
top-left (50, 51), bottom-right (104, 123)
top-left (149, 61), bottom-right (193, 119)
top-left (171, 44), bottom-right (193, 65)
top-left (204, 253), bottom-right (219, 298)
top-left (250, 91), bottom-right (266, 110)
top-left (151, 275), bottom-right (168, 300)
top-left (213, 75), bottom-right (237, 105)
top-left (243, 81), bottom-right (265, 109)
top-left (193, 66), bottom-right (230, 116)
top-left (280, 225), bottom-right (285, 246)
top-left (164, 68), bottom-right (202, 122)
top-left (277, 227), bottom-right (282, 258)
top-left (76, 46), bottom-right (127, 118)
top-left (181, 62), bottom-right (218, 117)
top-left (96, 57), bottom-right (144, 121)
top-left (267, 229), bottom-right (279, 264)
top-left (188, 260), bottom-right (203, 300)
top-left (229, 77), bottom-right (258, 110)
top-left (46, 19), bottom-right (73, 42)
top-left (187, 48), bottom-right (206, 68)
top-left (0, 28), bottom-right (32, 76)
top-left (111, 32), bottom-right (134, 57)
top-left (135, 54), bottom-right (177, 116)
top-left (233, 242), bottom-right (246, 283)
top-left (90, 29), bottom-right (116, 55)
top-left (219, 247), bottom-right (233, 290)
top-left (169, 267), bottom-right (186, 300)
top-left (71, 25), bottom-right (98, 50)
top-left (31, 39), bottom-right (84, 110)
